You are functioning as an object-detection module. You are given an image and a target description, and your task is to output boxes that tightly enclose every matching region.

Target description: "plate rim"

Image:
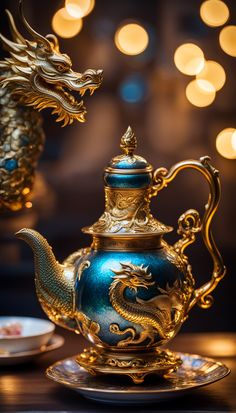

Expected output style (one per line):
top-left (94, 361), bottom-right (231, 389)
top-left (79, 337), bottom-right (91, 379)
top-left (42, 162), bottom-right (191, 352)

top-left (0, 334), bottom-right (64, 359)
top-left (0, 316), bottom-right (55, 339)
top-left (46, 351), bottom-right (231, 395)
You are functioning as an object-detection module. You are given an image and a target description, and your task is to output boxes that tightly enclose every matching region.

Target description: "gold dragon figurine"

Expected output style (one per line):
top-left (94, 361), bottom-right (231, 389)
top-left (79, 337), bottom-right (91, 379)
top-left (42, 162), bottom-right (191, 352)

top-left (0, 1), bottom-right (103, 212)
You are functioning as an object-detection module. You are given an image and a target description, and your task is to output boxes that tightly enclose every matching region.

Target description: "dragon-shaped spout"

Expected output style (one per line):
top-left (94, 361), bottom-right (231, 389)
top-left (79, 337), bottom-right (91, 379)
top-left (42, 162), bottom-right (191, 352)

top-left (16, 228), bottom-right (78, 331)
top-left (0, 1), bottom-right (103, 211)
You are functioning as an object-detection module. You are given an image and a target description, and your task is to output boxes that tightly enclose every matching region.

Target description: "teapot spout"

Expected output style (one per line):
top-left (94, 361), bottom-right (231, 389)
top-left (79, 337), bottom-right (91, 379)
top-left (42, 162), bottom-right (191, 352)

top-left (16, 228), bottom-right (78, 332)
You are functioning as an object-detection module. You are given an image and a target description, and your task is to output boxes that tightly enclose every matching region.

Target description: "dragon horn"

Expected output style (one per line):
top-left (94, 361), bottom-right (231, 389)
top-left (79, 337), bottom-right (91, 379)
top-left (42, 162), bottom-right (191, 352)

top-left (46, 34), bottom-right (59, 51)
top-left (19, 0), bottom-right (52, 52)
top-left (5, 9), bottom-right (26, 45)
top-left (0, 32), bottom-right (26, 53)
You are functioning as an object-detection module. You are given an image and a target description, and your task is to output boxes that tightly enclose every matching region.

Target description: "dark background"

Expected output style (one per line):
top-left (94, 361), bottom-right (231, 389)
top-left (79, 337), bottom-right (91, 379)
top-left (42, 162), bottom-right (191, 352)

top-left (0, 0), bottom-right (235, 334)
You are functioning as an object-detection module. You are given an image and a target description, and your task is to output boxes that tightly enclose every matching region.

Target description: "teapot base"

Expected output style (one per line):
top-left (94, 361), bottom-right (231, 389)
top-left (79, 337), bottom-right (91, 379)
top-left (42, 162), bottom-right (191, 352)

top-left (76, 346), bottom-right (182, 384)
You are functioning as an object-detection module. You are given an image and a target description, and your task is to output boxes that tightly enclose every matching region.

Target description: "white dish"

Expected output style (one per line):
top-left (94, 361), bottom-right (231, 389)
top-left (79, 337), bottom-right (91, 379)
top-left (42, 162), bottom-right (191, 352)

top-left (0, 316), bottom-right (55, 353)
top-left (0, 334), bottom-right (64, 366)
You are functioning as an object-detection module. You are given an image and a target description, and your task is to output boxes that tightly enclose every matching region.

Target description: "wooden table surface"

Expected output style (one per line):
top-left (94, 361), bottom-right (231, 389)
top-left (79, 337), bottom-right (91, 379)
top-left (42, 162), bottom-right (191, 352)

top-left (0, 329), bottom-right (235, 412)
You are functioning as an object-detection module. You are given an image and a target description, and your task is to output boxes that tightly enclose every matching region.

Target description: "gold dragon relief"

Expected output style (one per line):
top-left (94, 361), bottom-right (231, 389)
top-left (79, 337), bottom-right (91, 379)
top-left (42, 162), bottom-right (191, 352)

top-left (109, 262), bottom-right (188, 348)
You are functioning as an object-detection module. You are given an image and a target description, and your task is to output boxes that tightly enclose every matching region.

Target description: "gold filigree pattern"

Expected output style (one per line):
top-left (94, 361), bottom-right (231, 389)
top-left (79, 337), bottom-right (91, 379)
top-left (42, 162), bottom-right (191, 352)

top-left (174, 209), bottom-right (201, 258)
top-left (75, 312), bottom-right (102, 345)
top-left (120, 125), bottom-right (137, 155)
top-left (76, 346), bottom-right (181, 383)
top-left (109, 263), bottom-right (186, 347)
top-left (62, 248), bottom-right (90, 266)
top-left (152, 156), bottom-right (226, 311)
top-left (162, 240), bottom-right (195, 302)
top-left (83, 188), bottom-right (172, 235)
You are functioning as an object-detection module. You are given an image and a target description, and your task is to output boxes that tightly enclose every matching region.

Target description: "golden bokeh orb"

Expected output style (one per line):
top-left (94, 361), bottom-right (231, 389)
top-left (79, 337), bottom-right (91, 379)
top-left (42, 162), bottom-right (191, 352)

top-left (186, 79), bottom-right (216, 107)
top-left (174, 43), bottom-right (205, 76)
top-left (200, 0), bottom-right (229, 27)
top-left (25, 201), bottom-right (33, 209)
top-left (196, 60), bottom-right (226, 91)
top-left (231, 130), bottom-right (236, 151)
top-left (216, 128), bottom-right (236, 159)
top-left (22, 187), bottom-right (30, 195)
top-left (114, 23), bottom-right (149, 56)
top-left (219, 26), bottom-right (236, 57)
top-left (52, 8), bottom-right (83, 38)
top-left (65, 0), bottom-right (95, 19)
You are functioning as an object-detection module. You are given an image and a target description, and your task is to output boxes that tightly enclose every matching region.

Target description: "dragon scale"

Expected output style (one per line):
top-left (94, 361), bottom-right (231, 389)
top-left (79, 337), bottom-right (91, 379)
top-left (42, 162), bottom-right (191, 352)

top-left (0, 82), bottom-right (45, 211)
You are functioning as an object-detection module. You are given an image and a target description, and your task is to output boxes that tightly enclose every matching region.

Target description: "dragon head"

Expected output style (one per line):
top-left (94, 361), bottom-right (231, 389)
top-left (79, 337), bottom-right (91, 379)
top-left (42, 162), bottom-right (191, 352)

top-left (112, 263), bottom-right (155, 292)
top-left (0, 1), bottom-right (103, 126)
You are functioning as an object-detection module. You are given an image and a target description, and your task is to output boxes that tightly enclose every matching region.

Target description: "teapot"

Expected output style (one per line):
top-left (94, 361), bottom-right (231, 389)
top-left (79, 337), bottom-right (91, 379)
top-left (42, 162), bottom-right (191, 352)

top-left (16, 126), bottom-right (226, 384)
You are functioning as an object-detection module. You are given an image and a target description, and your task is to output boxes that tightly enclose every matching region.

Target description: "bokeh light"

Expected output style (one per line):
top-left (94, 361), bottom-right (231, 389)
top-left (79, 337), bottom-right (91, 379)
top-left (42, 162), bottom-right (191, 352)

top-left (196, 60), bottom-right (226, 91)
top-left (219, 26), bottom-right (236, 57)
top-left (119, 74), bottom-right (148, 103)
top-left (231, 131), bottom-right (236, 151)
top-left (22, 187), bottom-right (30, 196)
top-left (25, 201), bottom-right (33, 209)
top-left (186, 79), bottom-right (216, 107)
top-left (52, 8), bottom-right (83, 38)
top-left (114, 23), bottom-right (149, 56)
top-left (174, 43), bottom-right (205, 76)
top-left (216, 128), bottom-right (236, 159)
top-left (65, 0), bottom-right (95, 18)
top-left (200, 0), bottom-right (229, 27)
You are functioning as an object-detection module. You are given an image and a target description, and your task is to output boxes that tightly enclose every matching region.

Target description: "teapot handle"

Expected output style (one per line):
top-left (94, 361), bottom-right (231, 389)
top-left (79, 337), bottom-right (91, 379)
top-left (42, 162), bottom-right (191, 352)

top-left (151, 156), bottom-right (226, 312)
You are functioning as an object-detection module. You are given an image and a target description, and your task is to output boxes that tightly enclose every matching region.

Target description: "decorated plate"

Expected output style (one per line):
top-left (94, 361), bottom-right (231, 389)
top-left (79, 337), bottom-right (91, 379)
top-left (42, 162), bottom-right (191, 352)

top-left (46, 352), bottom-right (230, 405)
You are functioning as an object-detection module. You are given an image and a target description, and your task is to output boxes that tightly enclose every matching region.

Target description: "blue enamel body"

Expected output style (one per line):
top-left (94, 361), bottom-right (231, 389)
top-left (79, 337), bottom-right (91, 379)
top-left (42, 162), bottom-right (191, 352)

top-left (104, 172), bottom-right (152, 188)
top-left (105, 151), bottom-right (153, 188)
top-left (74, 246), bottom-right (186, 348)
top-left (73, 134), bottom-right (189, 348)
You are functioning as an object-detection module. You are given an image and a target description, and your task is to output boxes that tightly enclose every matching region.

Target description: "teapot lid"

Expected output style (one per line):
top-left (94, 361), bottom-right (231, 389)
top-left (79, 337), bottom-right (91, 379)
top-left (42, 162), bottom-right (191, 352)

top-left (104, 126), bottom-right (153, 189)
top-left (82, 126), bottom-right (173, 237)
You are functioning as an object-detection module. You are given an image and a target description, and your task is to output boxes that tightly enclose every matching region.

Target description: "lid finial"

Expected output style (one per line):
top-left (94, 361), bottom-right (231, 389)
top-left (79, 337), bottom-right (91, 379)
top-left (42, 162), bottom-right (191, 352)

top-left (120, 126), bottom-right (137, 156)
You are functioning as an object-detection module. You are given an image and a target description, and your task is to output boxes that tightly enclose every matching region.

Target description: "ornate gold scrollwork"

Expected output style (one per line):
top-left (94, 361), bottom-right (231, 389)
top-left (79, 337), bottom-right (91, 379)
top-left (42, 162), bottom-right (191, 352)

top-left (152, 156), bottom-right (226, 312)
top-left (76, 346), bottom-right (181, 384)
top-left (84, 187), bottom-right (172, 235)
top-left (75, 312), bottom-right (102, 345)
top-left (174, 209), bottom-right (201, 258)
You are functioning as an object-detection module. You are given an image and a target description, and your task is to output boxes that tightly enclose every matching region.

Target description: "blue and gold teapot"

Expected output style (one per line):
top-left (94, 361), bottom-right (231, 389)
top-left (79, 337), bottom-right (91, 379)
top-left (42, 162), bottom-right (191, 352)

top-left (16, 126), bottom-right (226, 383)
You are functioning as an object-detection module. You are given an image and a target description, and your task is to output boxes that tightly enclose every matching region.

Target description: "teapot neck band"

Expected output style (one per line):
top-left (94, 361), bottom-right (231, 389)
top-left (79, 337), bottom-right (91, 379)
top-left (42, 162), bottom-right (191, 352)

top-left (91, 235), bottom-right (163, 251)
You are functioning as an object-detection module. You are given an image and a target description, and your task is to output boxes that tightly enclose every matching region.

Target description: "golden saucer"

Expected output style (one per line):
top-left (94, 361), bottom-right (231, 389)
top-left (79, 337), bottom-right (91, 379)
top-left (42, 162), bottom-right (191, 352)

top-left (46, 351), bottom-right (230, 405)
